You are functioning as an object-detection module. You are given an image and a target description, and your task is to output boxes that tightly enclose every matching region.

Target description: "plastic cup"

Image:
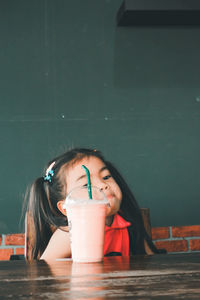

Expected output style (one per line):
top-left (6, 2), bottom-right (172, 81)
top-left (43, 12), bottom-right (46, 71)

top-left (64, 186), bottom-right (108, 263)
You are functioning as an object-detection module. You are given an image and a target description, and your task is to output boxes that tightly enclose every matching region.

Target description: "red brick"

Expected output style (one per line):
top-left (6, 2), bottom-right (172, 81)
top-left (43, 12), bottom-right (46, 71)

top-left (15, 248), bottom-right (25, 255)
top-left (172, 225), bottom-right (200, 238)
top-left (5, 234), bottom-right (25, 246)
top-left (152, 227), bottom-right (170, 240)
top-left (154, 240), bottom-right (188, 253)
top-left (0, 249), bottom-right (13, 260)
top-left (189, 239), bottom-right (200, 251)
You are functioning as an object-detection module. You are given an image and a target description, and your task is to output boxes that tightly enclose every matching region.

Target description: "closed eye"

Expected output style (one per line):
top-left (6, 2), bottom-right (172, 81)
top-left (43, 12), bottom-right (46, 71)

top-left (103, 175), bottom-right (112, 180)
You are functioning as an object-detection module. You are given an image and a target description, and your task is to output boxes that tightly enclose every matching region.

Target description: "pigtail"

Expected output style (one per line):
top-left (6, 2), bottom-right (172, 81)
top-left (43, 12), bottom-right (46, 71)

top-left (26, 177), bottom-right (53, 260)
top-left (26, 174), bottom-right (68, 260)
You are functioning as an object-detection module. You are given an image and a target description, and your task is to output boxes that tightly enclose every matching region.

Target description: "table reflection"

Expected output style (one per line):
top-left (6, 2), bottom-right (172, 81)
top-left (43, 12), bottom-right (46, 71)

top-left (46, 256), bottom-right (130, 299)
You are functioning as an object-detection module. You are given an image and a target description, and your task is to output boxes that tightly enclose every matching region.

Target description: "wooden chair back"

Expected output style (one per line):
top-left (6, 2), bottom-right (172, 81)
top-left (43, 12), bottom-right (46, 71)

top-left (25, 212), bottom-right (34, 260)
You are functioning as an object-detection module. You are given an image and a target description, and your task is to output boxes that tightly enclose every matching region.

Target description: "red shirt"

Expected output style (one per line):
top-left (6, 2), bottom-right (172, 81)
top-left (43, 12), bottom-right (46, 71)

top-left (104, 214), bottom-right (131, 256)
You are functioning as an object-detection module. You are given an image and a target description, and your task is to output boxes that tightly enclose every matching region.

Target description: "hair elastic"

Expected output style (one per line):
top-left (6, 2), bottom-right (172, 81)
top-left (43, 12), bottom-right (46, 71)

top-left (43, 161), bottom-right (55, 183)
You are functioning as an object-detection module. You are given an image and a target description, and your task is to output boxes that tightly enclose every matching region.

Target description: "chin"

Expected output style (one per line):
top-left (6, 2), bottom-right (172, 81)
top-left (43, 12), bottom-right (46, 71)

top-left (106, 207), bottom-right (118, 217)
top-left (106, 206), bottom-right (112, 216)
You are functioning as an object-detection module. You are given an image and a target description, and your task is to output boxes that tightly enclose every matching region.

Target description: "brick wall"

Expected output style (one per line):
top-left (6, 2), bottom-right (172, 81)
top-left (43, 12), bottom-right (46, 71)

top-left (152, 225), bottom-right (200, 253)
top-left (0, 234), bottom-right (25, 260)
top-left (1, 225), bottom-right (200, 260)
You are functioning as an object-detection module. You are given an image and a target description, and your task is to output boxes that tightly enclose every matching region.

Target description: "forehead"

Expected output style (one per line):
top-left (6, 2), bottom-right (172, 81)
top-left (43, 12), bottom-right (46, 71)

top-left (68, 156), bottom-right (106, 177)
top-left (65, 156), bottom-right (106, 191)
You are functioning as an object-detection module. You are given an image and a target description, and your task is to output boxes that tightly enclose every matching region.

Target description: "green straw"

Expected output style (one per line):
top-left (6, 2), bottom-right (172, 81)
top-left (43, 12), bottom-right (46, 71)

top-left (81, 165), bottom-right (92, 199)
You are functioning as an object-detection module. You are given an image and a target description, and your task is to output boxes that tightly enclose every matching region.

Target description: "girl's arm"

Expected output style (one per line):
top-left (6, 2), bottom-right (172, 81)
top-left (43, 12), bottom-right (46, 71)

top-left (40, 228), bottom-right (71, 261)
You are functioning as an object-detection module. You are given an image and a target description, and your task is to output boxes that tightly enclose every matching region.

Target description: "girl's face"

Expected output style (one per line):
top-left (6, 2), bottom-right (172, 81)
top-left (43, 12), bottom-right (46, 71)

top-left (65, 156), bottom-right (122, 217)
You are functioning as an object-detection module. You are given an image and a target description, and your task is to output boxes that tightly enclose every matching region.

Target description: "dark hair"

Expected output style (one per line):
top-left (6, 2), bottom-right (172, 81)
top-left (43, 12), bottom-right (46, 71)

top-left (25, 148), bottom-right (162, 260)
top-left (105, 161), bottom-right (162, 255)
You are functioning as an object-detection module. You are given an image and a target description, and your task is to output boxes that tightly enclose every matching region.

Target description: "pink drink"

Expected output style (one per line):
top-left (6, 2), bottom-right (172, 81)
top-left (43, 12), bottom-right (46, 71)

top-left (67, 201), bottom-right (107, 263)
top-left (65, 186), bottom-right (108, 263)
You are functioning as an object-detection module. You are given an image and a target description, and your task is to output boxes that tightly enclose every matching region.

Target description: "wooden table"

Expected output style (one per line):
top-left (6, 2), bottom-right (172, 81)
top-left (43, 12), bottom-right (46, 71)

top-left (0, 253), bottom-right (200, 299)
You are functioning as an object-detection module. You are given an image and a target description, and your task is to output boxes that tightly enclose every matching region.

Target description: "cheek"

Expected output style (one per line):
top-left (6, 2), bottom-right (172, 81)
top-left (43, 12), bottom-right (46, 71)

top-left (114, 184), bottom-right (122, 203)
top-left (106, 197), bottom-right (121, 216)
top-left (108, 184), bottom-right (122, 210)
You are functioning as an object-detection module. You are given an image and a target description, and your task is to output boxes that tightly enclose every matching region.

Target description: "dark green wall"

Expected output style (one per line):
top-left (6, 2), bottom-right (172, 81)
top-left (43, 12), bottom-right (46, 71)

top-left (0, 0), bottom-right (200, 233)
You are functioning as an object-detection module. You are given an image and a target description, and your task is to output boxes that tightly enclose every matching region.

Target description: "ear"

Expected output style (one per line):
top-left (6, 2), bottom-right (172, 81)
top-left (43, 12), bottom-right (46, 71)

top-left (57, 200), bottom-right (67, 216)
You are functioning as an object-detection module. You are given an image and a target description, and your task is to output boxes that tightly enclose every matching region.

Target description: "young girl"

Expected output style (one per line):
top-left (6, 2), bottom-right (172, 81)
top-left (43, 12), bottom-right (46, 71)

top-left (25, 148), bottom-right (164, 261)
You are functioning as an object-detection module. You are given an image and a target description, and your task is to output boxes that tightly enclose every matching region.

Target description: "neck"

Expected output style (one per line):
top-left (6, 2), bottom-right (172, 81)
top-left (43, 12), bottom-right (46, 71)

top-left (105, 215), bottom-right (114, 226)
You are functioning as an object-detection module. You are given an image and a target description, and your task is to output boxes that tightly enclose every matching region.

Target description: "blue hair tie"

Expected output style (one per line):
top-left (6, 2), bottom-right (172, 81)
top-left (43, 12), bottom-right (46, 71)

top-left (43, 162), bottom-right (55, 183)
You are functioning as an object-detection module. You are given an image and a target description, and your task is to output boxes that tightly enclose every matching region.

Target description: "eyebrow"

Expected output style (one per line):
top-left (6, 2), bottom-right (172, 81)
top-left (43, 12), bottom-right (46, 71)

top-left (76, 166), bottom-right (108, 182)
top-left (76, 174), bottom-right (87, 182)
top-left (100, 166), bottom-right (108, 173)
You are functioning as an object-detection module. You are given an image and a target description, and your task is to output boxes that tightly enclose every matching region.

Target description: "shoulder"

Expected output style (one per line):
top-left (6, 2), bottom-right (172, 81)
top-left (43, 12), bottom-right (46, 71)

top-left (40, 227), bottom-right (71, 261)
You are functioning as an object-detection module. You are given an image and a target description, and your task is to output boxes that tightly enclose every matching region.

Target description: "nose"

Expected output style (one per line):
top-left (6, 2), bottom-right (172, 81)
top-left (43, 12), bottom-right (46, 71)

top-left (99, 182), bottom-right (108, 191)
